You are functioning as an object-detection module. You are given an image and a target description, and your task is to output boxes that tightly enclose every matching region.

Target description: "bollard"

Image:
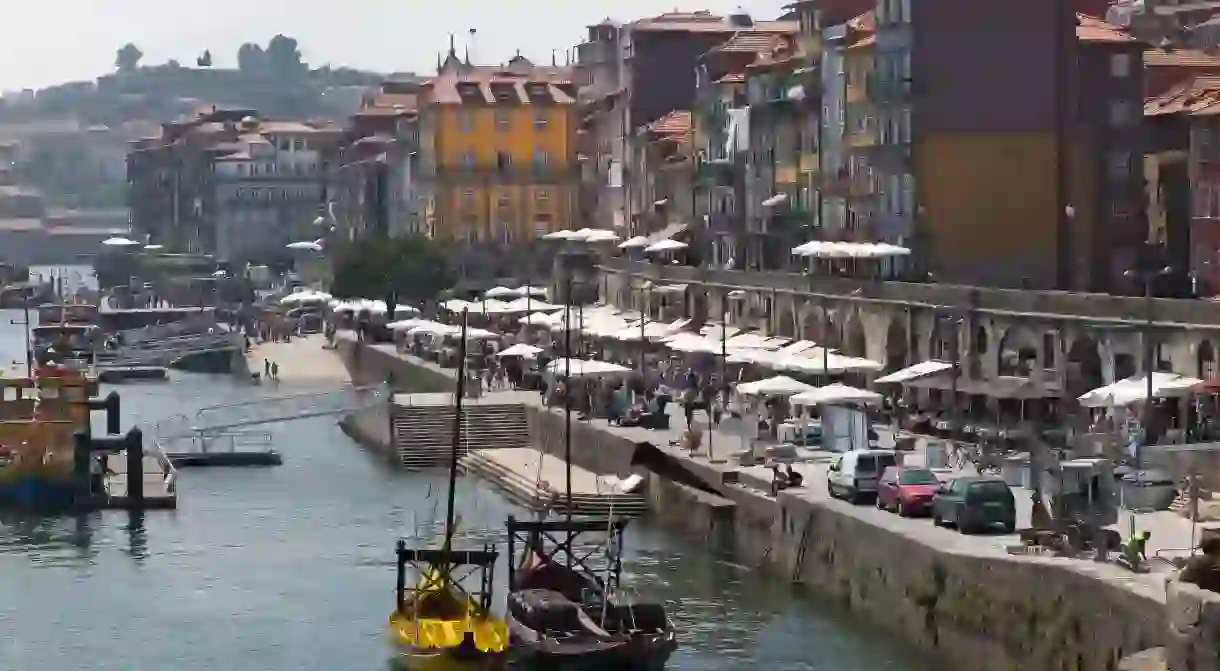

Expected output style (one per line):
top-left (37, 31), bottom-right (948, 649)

top-left (86, 391), bottom-right (121, 435)
top-left (72, 430), bottom-right (92, 503)
top-left (125, 428), bottom-right (143, 504)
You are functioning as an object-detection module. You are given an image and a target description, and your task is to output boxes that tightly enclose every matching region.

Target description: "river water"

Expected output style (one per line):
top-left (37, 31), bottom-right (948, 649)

top-left (0, 311), bottom-right (930, 671)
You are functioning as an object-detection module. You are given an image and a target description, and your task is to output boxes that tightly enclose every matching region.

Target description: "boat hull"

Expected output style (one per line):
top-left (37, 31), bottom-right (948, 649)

top-left (0, 477), bottom-right (76, 511)
top-left (506, 611), bottom-right (675, 671)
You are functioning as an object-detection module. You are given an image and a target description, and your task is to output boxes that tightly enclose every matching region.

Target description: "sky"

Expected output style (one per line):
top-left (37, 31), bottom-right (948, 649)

top-left (0, 0), bottom-right (791, 92)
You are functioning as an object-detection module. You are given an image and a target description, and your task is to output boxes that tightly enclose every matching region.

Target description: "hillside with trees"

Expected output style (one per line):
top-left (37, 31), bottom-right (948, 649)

top-left (0, 35), bottom-right (401, 125)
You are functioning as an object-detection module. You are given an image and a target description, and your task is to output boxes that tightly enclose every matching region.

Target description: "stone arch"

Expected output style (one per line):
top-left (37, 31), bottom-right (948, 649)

top-left (843, 312), bottom-right (867, 358)
top-left (884, 316), bottom-right (908, 371)
top-left (1067, 335), bottom-right (1104, 395)
top-left (1200, 339), bottom-right (1217, 380)
top-left (996, 325), bottom-right (1042, 378)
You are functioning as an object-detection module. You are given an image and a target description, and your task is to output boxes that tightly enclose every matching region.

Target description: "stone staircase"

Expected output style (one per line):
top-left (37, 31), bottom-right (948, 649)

top-left (459, 449), bottom-right (649, 518)
top-left (391, 402), bottom-right (529, 469)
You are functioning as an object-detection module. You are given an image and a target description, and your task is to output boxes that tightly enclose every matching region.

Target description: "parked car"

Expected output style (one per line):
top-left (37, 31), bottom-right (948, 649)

top-left (826, 449), bottom-right (898, 504)
top-left (876, 466), bottom-right (941, 516)
top-left (931, 476), bottom-right (1016, 534)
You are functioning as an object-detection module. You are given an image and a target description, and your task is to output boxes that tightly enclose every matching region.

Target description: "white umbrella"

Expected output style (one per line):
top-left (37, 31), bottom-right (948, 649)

top-left (408, 323), bottom-right (458, 336)
top-left (667, 334), bottom-right (721, 354)
top-left (545, 358), bottom-right (631, 377)
top-left (443, 299), bottom-right (473, 312)
top-left (102, 237), bottom-right (140, 247)
top-left (286, 241), bottom-right (323, 251)
top-left (280, 290), bottom-right (331, 305)
top-left (790, 383), bottom-right (883, 406)
top-left (388, 318), bottom-right (432, 332)
top-left (736, 375), bottom-right (816, 396)
top-left (644, 239), bottom-right (688, 253)
top-left (521, 311), bottom-right (558, 326)
top-left (496, 343), bottom-right (543, 358)
top-left (464, 327), bottom-right (501, 340)
top-left (143, 244), bottom-right (164, 251)
top-left (515, 285), bottom-right (548, 297)
top-left (484, 286), bottom-right (516, 299)
top-left (618, 236), bottom-right (650, 249)
top-left (393, 305), bottom-right (420, 316)
top-left (500, 296), bottom-right (558, 312)
top-left (211, 270), bottom-right (227, 277)
top-left (542, 230), bottom-right (577, 240)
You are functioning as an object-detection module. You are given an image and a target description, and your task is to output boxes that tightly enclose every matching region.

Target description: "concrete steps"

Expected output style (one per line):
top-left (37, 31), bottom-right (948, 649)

top-left (459, 448), bottom-right (648, 518)
top-left (391, 403), bottom-right (529, 469)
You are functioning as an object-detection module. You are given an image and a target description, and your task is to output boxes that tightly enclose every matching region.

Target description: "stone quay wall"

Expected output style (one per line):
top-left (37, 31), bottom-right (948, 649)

top-left (339, 335), bottom-right (1168, 671)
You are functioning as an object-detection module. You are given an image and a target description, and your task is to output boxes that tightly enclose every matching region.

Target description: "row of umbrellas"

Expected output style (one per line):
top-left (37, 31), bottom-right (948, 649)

top-left (388, 318), bottom-right (498, 340)
top-left (443, 297), bottom-right (561, 315)
top-left (736, 377), bottom-right (883, 406)
top-left (539, 228), bottom-right (689, 254)
top-left (790, 241), bottom-right (911, 259)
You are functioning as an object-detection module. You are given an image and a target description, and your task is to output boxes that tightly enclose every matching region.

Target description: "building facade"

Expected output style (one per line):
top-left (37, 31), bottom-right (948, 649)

top-left (417, 49), bottom-right (578, 247)
top-left (127, 108), bottom-right (340, 260)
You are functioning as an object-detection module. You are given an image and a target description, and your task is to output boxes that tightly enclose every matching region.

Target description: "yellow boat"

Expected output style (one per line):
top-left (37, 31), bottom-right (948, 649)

top-left (389, 566), bottom-right (508, 654)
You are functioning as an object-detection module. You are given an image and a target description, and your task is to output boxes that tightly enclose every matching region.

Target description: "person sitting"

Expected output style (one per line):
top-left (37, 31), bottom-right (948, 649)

top-left (770, 464), bottom-right (789, 496)
top-left (1182, 536), bottom-right (1220, 592)
top-left (785, 464), bottom-right (804, 488)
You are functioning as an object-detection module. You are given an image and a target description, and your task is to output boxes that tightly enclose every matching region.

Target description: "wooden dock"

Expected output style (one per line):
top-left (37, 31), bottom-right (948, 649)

top-left (100, 451), bottom-right (177, 509)
top-left (459, 447), bottom-right (647, 517)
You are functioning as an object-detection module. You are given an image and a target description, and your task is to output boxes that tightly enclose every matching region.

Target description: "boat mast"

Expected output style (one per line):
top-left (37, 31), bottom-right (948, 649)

top-left (563, 272), bottom-right (573, 566)
top-left (441, 309), bottom-right (469, 578)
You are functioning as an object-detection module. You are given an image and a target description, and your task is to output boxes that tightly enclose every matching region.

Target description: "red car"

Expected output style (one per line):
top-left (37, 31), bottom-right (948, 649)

top-left (875, 466), bottom-right (941, 517)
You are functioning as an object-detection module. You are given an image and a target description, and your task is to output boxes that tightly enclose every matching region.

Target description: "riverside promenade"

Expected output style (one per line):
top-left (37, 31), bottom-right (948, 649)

top-left (331, 331), bottom-right (1182, 671)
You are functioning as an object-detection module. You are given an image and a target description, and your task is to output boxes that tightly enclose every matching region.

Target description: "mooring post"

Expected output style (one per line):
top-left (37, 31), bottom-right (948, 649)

top-left (125, 428), bottom-right (144, 504)
top-left (72, 430), bottom-right (92, 503)
top-left (85, 391), bottom-right (121, 435)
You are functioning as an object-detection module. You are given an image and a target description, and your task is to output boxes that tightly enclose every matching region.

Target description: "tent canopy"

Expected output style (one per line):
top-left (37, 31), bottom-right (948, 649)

top-left (545, 358), bottom-right (631, 378)
top-left (790, 383), bottom-right (883, 406)
top-left (496, 343), bottom-right (543, 358)
top-left (1077, 372), bottom-right (1203, 407)
top-left (736, 375), bottom-right (816, 396)
top-left (875, 360), bottom-right (955, 384)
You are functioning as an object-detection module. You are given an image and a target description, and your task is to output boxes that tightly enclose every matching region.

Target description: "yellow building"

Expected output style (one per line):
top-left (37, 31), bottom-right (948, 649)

top-left (419, 49), bottom-right (578, 242)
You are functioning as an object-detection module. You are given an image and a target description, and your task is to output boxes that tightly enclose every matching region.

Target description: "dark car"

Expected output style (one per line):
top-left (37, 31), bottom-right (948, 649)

top-left (876, 466), bottom-right (940, 517)
top-left (931, 476), bottom-right (1016, 534)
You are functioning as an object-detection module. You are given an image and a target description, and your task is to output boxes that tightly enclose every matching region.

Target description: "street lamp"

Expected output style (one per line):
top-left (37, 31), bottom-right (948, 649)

top-left (1122, 264), bottom-right (1172, 535)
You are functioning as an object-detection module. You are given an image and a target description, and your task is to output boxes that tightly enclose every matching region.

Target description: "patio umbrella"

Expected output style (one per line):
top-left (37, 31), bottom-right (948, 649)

top-left (618, 236), bottom-right (650, 249)
top-left (515, 285), bottom-right (548, 297)
top-left (644, 239), bottom-right (688, 254)
top-left (484, 286), bottom-right (516, 299)
top-left (541, 230), bottom-right (577, 240)
top-left (790, 383), bottom-right (883, 406)
top-left (102, 237), bottom-right (140, 247)
top-left (496, 343), bottom-right (543, 358)
top-left (286, 241), bottom-right (323, 251)
top-left (736, 375), bottom-right (816, 396)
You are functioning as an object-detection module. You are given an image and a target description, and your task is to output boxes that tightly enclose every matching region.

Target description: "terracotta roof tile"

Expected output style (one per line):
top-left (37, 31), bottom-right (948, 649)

top-left (648, 110), bottom-right (692, 135)
top-left (426, 66), bottom-right (575, 106)
top-left (847, 34), bottom-right (875, 50)
top-left (1144, 47), bottom-right (1220, 68)
top-left (715, 72), bottom-right (746, 83)
top-left (633, 11), bottom-right (795, 34)
top-left (848, 10), bottom-right (875, 32)
top-left (1144, 75), bottom-right (1220, 116)
top-left (709, 28), bottom-right (799, 56)
top-left (1076, 14), bottom-right (1136, 43)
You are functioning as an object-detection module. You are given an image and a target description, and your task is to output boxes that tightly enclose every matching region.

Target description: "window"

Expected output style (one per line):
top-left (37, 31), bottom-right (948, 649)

top-left (495, 110), bottom-right (511, 131)
top-left (1110, 151), bottom-right (1130, 179)
top-left (458, 111), bottom-right (475, 132)
top-left (536, 188), bottom-right (550, 204)
top-left (1111, 53), bottom-right (1132, 78)
top-left (533, 150), bottom-right (550, 167)
top-left (460, 152), bottom-right (476, 167)
top-left (534, 112), bottom-right (549, 129)
top-left (1109, 101), bottom-right (1132, 126)
top-left (498, 195), bottom-right (511, 209)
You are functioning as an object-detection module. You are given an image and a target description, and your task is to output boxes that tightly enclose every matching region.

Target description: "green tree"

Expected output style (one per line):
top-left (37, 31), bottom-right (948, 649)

top-left (115, 43), bottom-right (143, 72)
top-left (237, 43), bottom-right (266, 72)
top-left (267, 35), bottom-right (306, 78)
top-left (330, 235), bottom-right (453, 318)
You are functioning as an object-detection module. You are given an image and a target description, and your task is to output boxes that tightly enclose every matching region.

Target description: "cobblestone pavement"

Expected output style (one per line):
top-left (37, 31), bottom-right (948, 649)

top-left (246, 334), bottom-right (349, 386)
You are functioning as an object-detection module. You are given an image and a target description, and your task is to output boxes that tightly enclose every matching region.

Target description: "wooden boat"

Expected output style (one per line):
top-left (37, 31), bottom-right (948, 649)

top-left (388, 312), bottom-right (508, 668)
top-left (504, 518), bottom-right (676, 670)
top-left (502, 294), bottom-right (676, 669)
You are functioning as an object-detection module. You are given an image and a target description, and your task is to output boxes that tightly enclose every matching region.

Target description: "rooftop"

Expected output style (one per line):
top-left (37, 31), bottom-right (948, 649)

top-left (648, 109), bottom-right (692, 135)
top-left (1144, 75), bottom-right (1220, 116)
top-left (633, 10), bottom-right (795, 33)
top-left (1076, 13), bottom-right (1137, 43)
top-left (426, 66), bottom-right (576, 106)
top-left (1144, 46), bottom-right (1220, 68)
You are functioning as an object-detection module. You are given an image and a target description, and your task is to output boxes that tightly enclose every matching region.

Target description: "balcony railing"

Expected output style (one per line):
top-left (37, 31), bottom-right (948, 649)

top-left (866, 72), bottom-right (911, 105)
top-left (846, 129), bottom-right (878, 149)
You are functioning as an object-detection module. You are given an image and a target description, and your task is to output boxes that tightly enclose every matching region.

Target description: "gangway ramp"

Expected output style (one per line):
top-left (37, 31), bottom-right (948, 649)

top-left (155, 383), bottom-right (389, 439)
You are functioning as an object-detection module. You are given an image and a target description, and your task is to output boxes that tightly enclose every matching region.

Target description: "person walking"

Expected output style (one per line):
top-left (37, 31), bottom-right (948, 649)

top-left (264, 359), bottom-right (270, 378)
top-left (270, 360), bottom-right (279, 381)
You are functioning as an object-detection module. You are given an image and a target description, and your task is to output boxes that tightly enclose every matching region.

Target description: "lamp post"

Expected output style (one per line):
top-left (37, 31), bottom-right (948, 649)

top-left (1123, 263), bottom-right (1171, 533)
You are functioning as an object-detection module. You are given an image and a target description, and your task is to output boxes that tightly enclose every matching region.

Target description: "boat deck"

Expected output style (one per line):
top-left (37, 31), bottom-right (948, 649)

top-left (101, 452), bottom-right (177, 509)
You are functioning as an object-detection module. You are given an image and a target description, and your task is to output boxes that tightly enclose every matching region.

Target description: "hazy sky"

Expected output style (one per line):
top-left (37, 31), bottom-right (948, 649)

top-left (1, 0), bottom-right (791, 91)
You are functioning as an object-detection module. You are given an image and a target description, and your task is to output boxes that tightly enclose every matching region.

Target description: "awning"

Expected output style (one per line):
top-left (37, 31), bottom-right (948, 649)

top-left (762, 193), bottom-right (789, 208)
top-left (875, 360), bottom-right (955, 384)
top-left (1078, 372), bottom-right (1203, 407)
top-left (790, 383), bottom-right (882, 406)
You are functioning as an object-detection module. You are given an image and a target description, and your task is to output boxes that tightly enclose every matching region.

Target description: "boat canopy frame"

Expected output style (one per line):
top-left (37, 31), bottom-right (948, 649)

top-left (394, 541), bottom-right (498, 615)
top-left (506, 516), bottom-right (628, 598)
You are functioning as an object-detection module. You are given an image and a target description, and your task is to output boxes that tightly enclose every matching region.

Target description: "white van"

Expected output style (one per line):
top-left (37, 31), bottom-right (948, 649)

top-left (826, 450), bottom-right (899, 504)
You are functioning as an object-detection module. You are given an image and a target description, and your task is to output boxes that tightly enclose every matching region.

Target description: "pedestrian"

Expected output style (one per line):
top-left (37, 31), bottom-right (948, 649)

top-left (270, 360), bottom-right (279, 381)
top-left (264, 359), bottom-right (270, 377)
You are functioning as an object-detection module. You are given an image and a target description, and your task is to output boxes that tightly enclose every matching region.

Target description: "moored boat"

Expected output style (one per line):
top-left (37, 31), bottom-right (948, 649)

top-left (388, 310), bottom-right (508, 669)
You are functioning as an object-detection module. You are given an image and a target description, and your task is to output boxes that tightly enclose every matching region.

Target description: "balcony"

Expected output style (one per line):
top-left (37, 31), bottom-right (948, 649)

top-left (846, 129), bottom-right (877, 150)
top-left (866, 72), bottom-right (911, 105)
top-left (696, 159), bottom-right (736, 187)
top-left (799, 152), bottom-right (819, 174)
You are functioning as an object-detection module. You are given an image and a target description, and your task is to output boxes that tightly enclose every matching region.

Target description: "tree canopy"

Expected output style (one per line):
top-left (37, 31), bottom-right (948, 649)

top-left (115, 43), bottom-right (143, 72)
top-left (330, 235), bottom-right (453, 316)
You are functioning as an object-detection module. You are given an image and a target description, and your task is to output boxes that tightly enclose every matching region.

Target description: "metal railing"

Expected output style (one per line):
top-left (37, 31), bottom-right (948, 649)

top-left (155, 383), bottom-right (389, 439)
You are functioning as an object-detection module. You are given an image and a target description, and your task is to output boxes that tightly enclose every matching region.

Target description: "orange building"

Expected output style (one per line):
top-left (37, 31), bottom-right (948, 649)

top-left (418, 45), bottom-right (579, 243)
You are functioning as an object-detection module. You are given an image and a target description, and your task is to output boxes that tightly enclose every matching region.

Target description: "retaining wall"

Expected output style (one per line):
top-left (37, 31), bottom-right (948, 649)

top-left (342, 335), bottom-right (1171, 671)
